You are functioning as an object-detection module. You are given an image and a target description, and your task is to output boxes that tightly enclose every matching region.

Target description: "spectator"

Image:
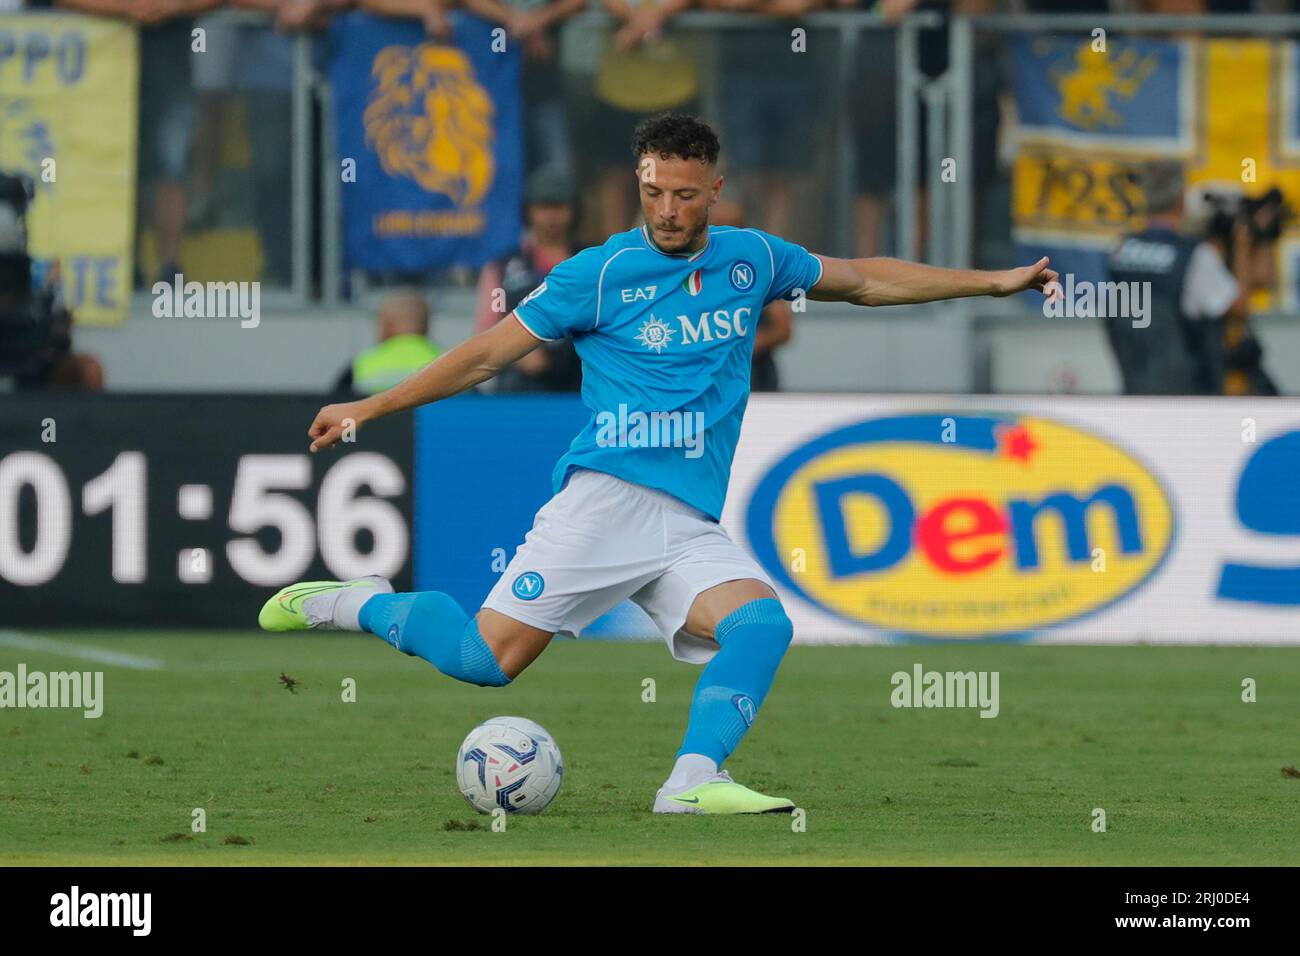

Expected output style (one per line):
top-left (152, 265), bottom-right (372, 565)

top-left (334, 289), bottom-right (443, 394)
top-left (57, 0), bottom-right (224, 284)
top-left (459, 0), bottom-right (588, 178)
top-left (1021, 0), bottom-right (1110, 9)
top-left (188, 4), bottom-right (245, 233)
top-left (838, 0), bottom-right (904, 258)
top-left (586, 0), bottom-right (698, 239)
top-left (361, 0), bottom-right (453, 34)
top-left (705, 0), bottom-right (823, 242)
top-left (475, 168), bottom-right (582, 391)
top-left (710, 199), bottom-right (792, 391)
top-left (276, 0), bottom-right (350, 28)
top-left (841, 0), bottom-right (1003, 260)
top-left (221, 0), bottom-right (346, 286)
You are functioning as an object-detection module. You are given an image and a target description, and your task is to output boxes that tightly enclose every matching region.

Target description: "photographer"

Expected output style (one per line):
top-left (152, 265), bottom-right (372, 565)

top-left (1202, 186), bottom-right (1286, 396)
top-left (0, 171), bottom-right (103, 391)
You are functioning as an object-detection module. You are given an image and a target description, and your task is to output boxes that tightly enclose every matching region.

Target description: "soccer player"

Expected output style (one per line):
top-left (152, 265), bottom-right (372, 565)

top-left (259, 113), bottom-right (1058, 814)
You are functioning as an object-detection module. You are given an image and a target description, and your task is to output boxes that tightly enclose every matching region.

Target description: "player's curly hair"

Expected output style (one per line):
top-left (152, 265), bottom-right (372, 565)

top-left (631, 112), bottom-right (721, 166)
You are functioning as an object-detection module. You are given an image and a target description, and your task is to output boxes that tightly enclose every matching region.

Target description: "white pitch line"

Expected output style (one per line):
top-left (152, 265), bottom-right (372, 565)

top-left (0, 631), bottom-right (165, 671)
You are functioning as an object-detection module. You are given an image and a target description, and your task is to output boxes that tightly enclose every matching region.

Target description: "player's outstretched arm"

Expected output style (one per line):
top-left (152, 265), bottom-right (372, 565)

top-left (307, 314), bottom-right (542, 452)
top-left (809, 255), bottom-right (1060, 307)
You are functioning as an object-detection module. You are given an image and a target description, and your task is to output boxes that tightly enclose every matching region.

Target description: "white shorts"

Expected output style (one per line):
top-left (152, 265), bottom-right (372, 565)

top-left (482, 469), bottom-right (774, 664)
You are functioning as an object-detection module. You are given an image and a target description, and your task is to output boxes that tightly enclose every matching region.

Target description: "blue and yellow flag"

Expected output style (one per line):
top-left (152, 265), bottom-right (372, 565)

top-left (1012, 35), bottom-right (1300, 309)
top-left (330, 11), bottom-right (522, 272)
top-left (0, 13), bottom-right (138, 326)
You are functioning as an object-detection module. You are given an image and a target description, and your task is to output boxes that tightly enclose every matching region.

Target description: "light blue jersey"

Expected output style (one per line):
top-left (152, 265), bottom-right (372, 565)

top-left (513, 225), bottom-right (824, 520)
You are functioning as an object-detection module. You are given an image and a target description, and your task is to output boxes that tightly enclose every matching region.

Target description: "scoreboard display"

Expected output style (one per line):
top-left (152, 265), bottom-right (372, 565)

top-left (0, 395), bottom-right (413, 627)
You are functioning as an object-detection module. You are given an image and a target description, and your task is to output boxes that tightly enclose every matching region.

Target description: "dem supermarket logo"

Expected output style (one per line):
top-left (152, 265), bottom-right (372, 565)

top-left (745, 413), bottom-right (1175, 638)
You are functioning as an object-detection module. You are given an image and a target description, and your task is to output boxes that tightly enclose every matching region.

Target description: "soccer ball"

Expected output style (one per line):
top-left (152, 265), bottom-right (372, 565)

top-left (455, 716), bottom-right (564, 815)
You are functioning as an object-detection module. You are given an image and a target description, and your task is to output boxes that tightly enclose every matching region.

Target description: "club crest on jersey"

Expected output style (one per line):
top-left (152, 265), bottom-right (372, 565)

top-left (634, 315), bottom-right (675, 353)
top-left (682, 268), bottom-right (703, 296)
top-left (512, 571), bottom-right (545, 601)
top-left (730, 260), bottom-right (756, 292)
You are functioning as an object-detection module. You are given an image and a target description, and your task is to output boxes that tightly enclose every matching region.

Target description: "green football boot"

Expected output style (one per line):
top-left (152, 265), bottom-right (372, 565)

top-left (653, 770), bottom-right (796, 815)
top-left (258, 576), bottom-right (392, 632)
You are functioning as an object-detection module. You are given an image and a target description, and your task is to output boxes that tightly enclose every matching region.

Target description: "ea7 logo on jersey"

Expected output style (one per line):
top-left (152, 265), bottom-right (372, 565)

top-left (621, 285), bottom-right (658, 303)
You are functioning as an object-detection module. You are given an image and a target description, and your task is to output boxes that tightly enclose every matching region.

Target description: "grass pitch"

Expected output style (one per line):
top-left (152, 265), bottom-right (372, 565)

top-left (1, 633), bottom-right (1298, 866)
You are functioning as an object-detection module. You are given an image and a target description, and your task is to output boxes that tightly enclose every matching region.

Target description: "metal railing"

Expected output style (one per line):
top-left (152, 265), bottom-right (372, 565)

top-left (111, 7), bottom-right (955, 306)
top-left (130, 9), bottom-right (1300, 321)
top-left (293, 9), bottom-right (945, 303)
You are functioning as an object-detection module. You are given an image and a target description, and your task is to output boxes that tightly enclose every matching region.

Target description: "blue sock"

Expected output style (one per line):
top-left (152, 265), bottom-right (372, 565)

top-left (359, 592), bottom-right (510, 687)
top-left (677, 598), bottom-right (793, 766)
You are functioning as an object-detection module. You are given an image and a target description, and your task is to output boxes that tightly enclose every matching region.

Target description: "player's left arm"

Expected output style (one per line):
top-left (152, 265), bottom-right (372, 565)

top-left (808, 255), bottom-right (1060, 307)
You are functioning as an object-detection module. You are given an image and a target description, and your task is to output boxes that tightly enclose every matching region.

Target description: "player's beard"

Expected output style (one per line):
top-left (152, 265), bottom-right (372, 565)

top-left (653, 217), bottom-right (707, 255)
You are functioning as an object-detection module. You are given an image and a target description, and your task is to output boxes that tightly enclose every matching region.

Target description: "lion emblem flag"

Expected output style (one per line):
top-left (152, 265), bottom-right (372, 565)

top-left (330, 11), bottom-right (523, 271)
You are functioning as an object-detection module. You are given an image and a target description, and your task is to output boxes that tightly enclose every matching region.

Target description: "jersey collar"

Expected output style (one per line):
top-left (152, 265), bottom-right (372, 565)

top-left (640, 224), bottom-right (710, 262)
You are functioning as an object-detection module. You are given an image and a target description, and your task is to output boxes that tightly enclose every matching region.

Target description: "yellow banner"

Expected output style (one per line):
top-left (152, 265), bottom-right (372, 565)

top-left (1013, 38), bottom-right (1300, 307)
top-left (1012, 148), bottom-right (1149, 239)
top-left (0, 14), bottom-right (138, 326)
top-left (1015, 40), bottom-right (1300, 229)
